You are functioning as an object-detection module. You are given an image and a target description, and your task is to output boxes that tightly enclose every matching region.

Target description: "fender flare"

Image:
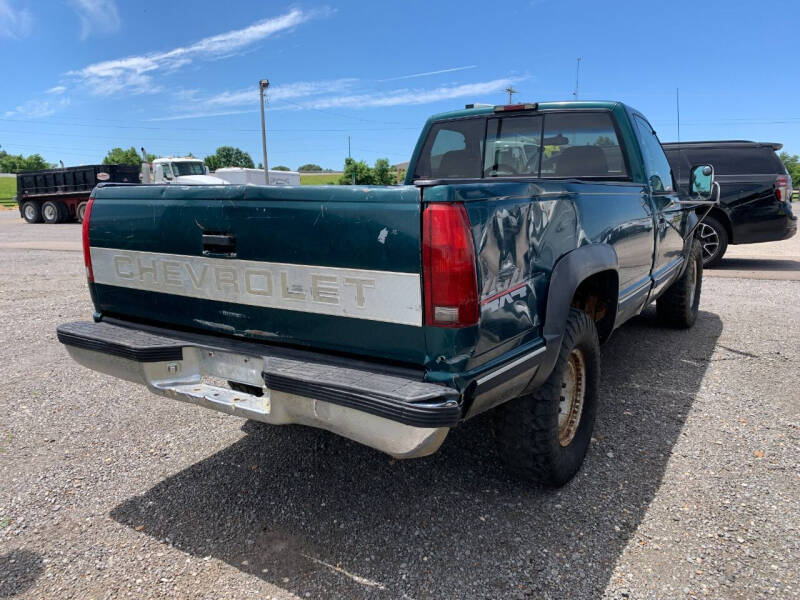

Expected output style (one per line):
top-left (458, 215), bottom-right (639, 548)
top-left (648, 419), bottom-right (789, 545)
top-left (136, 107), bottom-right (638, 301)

top-left (527, 244), bottom-right (619, 390)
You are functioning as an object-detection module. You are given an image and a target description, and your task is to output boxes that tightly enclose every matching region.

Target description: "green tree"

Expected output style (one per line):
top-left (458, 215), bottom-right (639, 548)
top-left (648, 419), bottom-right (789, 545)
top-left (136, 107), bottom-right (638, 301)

top-left (595, 135), bottom-right (615, 147)
top-left (0, 152), bottom-right (53, 172)
top-left (204, 146), bottom-right (255, 170)
top-left (272, 165), bottom-right (290, 171)
top-left (297, 163), bottom-right (323, 172)
top-left (779, 152), bottom-right (800, 187)
top-left (103, 147), bottom-right (155, 166)
top-left (338, 158), bottom-right (375, 185)
top-left (373, 158), bottom-right (397, 185)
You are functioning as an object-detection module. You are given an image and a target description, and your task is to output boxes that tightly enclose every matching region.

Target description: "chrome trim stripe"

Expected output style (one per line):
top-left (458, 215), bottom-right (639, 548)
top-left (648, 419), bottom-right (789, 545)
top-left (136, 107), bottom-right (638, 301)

top-left (476, 346), bottom-right (546, 386)
top-left (652, 257), bottom-right (683, 284)
top-left (618, 279), bottom-right (651, 304)
top-left (90, 247), bottom-right (423, 326)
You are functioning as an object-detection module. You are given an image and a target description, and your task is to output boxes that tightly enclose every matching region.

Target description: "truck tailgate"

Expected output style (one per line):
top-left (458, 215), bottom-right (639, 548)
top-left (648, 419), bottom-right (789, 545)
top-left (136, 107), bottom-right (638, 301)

top-left (87, 184), bottom-right (426, 364)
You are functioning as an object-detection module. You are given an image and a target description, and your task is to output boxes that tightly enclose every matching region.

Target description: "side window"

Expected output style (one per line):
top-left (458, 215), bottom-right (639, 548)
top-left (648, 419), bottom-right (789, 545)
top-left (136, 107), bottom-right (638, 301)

top-left (633, 115), bottom-right (674, 192)
top-left (414, 119), bottom-right (484, 179)
top-left (684, 148), bottom-right (782, 175)
top-left (484, 115), bottom-right (543, 177)
top-left (539, 112), bottom-right (627, 178)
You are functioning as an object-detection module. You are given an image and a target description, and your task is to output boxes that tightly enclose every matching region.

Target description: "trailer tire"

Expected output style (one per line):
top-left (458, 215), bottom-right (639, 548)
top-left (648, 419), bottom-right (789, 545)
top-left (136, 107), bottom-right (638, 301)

top-left (57, 201), bottom-right (71, 223)
top-left (76, 201), bottom-right (88, 223)
top-left (41, 201), bottom-right (62, 224)
top-left (493, 308), bottom-right (600, 487)
top-left (22, 201), bottom-right (43, 223)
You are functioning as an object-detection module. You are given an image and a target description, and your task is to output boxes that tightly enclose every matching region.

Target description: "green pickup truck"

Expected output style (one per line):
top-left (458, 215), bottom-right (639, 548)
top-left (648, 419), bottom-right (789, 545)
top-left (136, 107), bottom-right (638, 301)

top-left (58, 101), bottom-right (718, 487)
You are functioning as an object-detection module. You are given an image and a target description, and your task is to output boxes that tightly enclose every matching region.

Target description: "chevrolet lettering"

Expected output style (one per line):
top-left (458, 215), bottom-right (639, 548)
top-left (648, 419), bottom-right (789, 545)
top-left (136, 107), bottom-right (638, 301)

top-left (90, 248), bottom-right (422, 326)
top-left (59, 101), bottom-right (718, 487)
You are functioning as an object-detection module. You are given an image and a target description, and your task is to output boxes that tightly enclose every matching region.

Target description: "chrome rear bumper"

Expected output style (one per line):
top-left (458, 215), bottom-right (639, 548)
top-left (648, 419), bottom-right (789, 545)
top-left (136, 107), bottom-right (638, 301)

top-left (58, 321), bottom-right (459, 458)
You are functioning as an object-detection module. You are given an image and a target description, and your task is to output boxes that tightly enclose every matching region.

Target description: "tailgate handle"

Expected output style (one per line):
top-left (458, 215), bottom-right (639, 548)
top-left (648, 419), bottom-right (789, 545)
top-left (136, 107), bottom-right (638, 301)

top-left (202, 233), bottom-right (236, 257)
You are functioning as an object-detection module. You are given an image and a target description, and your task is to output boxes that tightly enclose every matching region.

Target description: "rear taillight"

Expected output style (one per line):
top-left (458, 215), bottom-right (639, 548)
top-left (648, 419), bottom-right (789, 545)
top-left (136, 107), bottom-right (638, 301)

top-left (422, 202), bottom-right (479, 327)
top-left (776, 175), bottom-right (791, 203)
top-left (82, 196), bottom-right (95, 282)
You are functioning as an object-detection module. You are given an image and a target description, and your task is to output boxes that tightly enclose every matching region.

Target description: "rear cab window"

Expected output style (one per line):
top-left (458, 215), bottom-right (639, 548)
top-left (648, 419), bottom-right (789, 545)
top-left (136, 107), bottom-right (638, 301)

top-left (415, 110), bottom-right (629, 180)
top-left (415, 119), bottom-right (484, 179)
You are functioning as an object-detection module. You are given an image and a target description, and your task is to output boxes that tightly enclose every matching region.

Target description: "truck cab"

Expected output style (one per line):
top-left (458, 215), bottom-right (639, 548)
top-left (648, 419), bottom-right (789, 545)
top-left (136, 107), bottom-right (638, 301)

top-left (148, 157), bottom-right (228, 186)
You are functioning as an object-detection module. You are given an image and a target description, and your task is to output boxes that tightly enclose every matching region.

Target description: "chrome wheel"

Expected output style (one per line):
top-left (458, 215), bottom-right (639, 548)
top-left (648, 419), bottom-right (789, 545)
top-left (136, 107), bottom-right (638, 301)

top-left (43, 203), bottom-right (57, 222)
top-left (697, 222), bottom-right (719, 262)
top-left (23, 203), bottom-right (36, 220)
top-left (558, 348), bottom-right (586, 447)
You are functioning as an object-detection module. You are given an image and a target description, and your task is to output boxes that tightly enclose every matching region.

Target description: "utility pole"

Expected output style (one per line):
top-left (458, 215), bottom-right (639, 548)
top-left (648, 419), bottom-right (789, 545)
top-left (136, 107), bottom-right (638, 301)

top-left (259, 79), bottom-right (270, 184)
top-left (348, 136), bottom-right (354, 184)
top-left (573, 57), bottom-right (581, 100)
top-left (504, 86), bottom-right (518, 104)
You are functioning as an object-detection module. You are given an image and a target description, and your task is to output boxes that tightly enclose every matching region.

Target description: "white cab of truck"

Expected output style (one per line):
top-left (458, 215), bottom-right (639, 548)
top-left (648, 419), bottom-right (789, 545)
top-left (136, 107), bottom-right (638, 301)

top-left (143, 157), bottom-right (229, 185)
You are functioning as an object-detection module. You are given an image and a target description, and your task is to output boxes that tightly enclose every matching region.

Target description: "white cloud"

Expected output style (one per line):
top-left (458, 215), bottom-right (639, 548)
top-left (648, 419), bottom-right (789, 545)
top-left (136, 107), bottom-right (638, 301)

top-left (204, 78), bottom-right (358, 108)
top-left (67, 0), bottom-right (120, 39)
top-left (154, 76), bottom-right (523, 121)
top-left (45, 85), bottom-right (67, 94)
top-left (147, 79), bottom-right (357, 120)
top-left (67, 9), bottom-right (318, 96)
top-left (306, 77), bottom-right (521, 110)
top-left (0, 0), bottom-right (32, 39)
top-left (148, 109), bottom-right (257, 122)
top-left (378, 65), bottom-right (477, 82)
top-left (4, 98), bottom-right (69, 118)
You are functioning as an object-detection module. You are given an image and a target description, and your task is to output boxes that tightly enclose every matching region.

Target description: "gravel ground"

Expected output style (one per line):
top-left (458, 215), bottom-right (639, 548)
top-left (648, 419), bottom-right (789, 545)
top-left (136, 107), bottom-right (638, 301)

top-left (0, 213), bottom-right (798, 599)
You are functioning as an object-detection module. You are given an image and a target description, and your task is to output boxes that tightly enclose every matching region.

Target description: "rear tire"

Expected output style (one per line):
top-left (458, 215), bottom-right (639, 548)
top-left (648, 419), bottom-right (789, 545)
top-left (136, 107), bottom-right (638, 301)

top-left (41, 201), bottom-right (62, 224)
top-left (76, 201), bottom-right (88, 223)
top-left (56, 201), bottom-right (70, 223)
top-left (697, 215), bottom-right (727, 267)
top-left (21, 201), bottom-right (43, 223)
top-left (657, 239), bottom-right (702, 329)
top-left (493, 308), bottom-right (600, 487)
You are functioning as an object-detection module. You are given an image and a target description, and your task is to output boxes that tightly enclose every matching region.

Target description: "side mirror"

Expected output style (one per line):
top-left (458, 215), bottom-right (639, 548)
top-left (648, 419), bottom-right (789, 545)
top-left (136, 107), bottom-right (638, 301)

top-left (690, 164), bottom-right (714, 199)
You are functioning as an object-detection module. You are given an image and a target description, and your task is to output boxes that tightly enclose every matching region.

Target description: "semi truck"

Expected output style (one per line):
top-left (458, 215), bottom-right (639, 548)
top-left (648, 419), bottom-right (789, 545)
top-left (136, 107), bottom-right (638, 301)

top-left (142, 151), bottom-right (300, 186)
top-left (15, 150), bottom-right (304, 224)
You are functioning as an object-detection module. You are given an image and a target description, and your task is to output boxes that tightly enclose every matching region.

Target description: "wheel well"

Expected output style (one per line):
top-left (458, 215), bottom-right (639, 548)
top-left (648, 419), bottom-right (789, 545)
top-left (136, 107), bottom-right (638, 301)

top-left (697, 206), bottom-right (733, 243)
top-left (570, 270), bottom-right (618, 343)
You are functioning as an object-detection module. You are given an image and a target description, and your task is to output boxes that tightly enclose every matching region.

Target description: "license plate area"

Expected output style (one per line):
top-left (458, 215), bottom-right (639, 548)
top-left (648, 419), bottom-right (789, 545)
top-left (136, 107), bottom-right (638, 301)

top-left (195, 347), bottom-right (266, 388)
top-left (146, 346), bottom-right (272, 417)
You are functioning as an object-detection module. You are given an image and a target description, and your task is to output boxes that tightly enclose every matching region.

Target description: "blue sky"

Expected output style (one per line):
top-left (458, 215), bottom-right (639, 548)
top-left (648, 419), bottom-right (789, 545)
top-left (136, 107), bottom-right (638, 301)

top-left (0, 0), bottom-right (797, 170)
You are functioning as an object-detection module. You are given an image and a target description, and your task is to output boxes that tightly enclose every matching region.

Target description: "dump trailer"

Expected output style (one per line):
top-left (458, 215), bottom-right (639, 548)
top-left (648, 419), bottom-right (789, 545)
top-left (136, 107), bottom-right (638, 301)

top-left (15, 164), bottom-right (140, 224)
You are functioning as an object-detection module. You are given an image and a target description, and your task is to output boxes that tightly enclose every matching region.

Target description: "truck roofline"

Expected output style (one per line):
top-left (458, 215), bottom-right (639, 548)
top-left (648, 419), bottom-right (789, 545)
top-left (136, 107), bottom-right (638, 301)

top-left (662, 140), bottom-right (783, 151)
top-left (426, 100), bottom-right (627, 123)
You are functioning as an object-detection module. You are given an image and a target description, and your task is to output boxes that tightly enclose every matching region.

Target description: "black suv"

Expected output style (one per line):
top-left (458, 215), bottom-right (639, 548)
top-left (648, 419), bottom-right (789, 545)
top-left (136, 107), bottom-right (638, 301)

top-left (663, 141), bottom-right (796, 266)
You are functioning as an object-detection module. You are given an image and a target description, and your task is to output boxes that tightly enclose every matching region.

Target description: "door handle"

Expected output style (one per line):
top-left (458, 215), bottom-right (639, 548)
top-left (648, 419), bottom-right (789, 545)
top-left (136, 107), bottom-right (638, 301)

top-left (202, 233), bottom-right (236, 257)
